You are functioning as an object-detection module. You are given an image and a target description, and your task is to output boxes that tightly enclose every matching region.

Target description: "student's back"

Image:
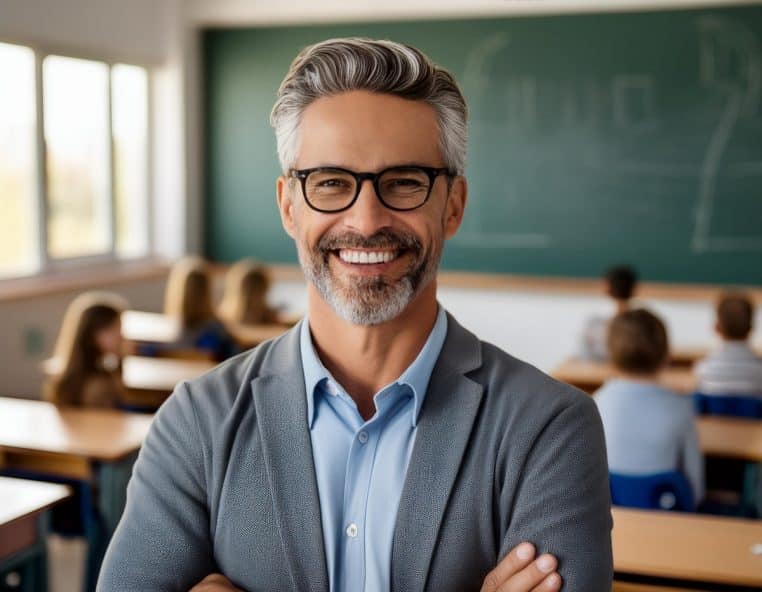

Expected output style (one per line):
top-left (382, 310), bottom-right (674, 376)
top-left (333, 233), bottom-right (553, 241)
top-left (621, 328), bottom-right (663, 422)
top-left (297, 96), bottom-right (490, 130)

top-left (163, 256), bottom-right (238, 361)
top-left (595, 379), bottom-right (703, 501)
top-left (594, 308), bottom-right (704, 507)
top-left (578, 265), bottom-right (638, 361)
top-left (695, 292), bottom-right (762, 398)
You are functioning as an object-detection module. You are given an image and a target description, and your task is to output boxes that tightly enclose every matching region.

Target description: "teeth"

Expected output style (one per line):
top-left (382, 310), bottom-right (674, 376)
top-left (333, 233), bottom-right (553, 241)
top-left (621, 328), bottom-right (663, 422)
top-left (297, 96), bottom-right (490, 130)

top-left (339, 250), bottom-right (397, 264)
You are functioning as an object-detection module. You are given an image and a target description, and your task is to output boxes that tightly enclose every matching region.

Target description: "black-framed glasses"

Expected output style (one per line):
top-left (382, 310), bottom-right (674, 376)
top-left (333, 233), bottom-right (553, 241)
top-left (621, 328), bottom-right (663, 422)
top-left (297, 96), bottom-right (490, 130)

top-left (288, 165), bottom-right (453, 213)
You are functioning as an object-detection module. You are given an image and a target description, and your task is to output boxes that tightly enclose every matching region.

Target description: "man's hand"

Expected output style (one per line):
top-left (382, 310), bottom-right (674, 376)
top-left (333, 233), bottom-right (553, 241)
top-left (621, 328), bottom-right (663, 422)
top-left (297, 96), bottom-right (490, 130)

top-left (189, 574), bottom-right (244, 591)
top-left (480, 543), bottom-right (562, 592)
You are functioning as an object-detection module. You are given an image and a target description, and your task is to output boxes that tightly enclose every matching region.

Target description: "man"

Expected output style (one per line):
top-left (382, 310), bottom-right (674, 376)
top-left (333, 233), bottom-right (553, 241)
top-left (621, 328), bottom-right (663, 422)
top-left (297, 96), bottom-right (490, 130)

top-left (98, 38), bottom-right (612, 591)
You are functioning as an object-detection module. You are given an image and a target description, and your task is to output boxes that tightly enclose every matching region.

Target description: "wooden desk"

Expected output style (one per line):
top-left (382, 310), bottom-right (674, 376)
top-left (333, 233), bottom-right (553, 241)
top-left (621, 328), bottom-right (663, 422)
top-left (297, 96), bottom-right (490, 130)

top-left (0, 397), bottom-right (153, 591)
top-left (0, 477), bottom-right (70, 592)
top-left (698, 417), bottom-right (762, 463)
top-left (121, 355), bottom-right (216, 409)
top-left (122, 309), bottom-right (295, 350)
top-left (612, 507), bottom-right (762, 589)
top-left (552, 359), bottom-right (697, 395)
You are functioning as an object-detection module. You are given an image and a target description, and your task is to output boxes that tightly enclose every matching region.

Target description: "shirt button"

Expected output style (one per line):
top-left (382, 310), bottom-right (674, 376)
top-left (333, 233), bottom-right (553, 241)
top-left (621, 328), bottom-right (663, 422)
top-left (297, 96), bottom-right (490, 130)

top-left (346, 523), bottom-right (358, 538)
top-left (358, 431), bottom-right (369, 444)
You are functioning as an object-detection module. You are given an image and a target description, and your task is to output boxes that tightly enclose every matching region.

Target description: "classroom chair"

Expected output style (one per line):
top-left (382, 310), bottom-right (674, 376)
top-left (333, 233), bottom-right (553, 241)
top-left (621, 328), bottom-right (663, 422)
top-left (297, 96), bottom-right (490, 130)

top-left (693, 393), bottom-right (762, 419)
top-left (609, 472), bottom-right (694, 512)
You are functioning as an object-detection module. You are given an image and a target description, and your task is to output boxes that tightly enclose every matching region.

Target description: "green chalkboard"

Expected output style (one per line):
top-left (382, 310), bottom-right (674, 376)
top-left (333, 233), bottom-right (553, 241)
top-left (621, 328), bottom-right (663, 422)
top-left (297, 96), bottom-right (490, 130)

top-left (204, 6), bottom-right (762, 284)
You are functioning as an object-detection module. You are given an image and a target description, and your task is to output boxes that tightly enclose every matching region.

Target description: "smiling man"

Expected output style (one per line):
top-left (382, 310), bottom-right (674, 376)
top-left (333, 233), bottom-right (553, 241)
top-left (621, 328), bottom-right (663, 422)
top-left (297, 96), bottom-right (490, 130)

top-left (98, 39), bottom-right (612, 592)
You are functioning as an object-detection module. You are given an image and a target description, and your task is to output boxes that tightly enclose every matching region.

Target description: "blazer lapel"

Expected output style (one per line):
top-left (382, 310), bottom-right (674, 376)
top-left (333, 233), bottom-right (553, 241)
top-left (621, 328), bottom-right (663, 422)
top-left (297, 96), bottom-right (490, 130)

top-left (251, 326), bottom-right (329, 592)
top-left (391, 314), bottom-right (485, 592)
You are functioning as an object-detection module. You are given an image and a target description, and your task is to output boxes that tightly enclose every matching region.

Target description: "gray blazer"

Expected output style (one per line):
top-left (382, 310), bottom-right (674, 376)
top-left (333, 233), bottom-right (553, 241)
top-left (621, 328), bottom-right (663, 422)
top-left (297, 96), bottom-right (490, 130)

top-left (98, 314), bottom-right (612, 591)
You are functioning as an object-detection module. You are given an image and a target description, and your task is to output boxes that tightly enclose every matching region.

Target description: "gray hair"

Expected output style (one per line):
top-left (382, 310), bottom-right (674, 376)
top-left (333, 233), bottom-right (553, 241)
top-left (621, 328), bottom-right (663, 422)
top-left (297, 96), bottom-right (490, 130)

top-left (270, 37), bottom-right (468, 175)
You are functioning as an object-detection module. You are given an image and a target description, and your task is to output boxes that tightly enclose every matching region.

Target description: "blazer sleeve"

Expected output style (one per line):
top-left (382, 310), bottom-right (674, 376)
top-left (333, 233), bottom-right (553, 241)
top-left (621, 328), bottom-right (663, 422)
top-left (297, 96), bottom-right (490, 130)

top-left (498, 392), bottom-right (613, 591)
top-left (96, 382), bottom-right (216, 591)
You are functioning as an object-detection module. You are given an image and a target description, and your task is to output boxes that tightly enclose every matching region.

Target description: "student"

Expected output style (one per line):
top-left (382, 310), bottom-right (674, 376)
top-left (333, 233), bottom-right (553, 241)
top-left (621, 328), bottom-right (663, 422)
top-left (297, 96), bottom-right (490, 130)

top-left (217, 259), bottom-right (281, 326)
top-left (163, 256), bottom-right (237, 361)
top-left (695, 292), bottom-right (762, 398)
top-left (594, 308), bottom-right (704, 508)
top-left (578, 265), bottom-right (639, 361)
top-left (44, 292), bottom-right (127, 408)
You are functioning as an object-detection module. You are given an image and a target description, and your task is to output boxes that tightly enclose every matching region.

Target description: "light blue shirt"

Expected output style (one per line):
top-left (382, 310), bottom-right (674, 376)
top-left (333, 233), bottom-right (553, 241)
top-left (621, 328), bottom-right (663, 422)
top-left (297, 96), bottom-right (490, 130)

top-left (300, 307), bottom-right (448, 592)
top-left (594, 378), bottom-right (704, 504)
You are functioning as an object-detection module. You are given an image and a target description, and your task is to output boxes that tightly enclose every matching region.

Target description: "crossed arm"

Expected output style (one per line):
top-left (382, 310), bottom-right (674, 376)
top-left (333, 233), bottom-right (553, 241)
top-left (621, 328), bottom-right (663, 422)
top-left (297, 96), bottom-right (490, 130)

top-left (190, 545), bottom-right (563, 592)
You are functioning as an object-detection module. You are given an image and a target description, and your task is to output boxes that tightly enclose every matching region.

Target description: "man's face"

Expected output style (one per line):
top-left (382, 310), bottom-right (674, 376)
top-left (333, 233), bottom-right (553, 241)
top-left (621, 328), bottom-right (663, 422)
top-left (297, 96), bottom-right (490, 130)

top-left (277, 90), bottom-right (466, 325)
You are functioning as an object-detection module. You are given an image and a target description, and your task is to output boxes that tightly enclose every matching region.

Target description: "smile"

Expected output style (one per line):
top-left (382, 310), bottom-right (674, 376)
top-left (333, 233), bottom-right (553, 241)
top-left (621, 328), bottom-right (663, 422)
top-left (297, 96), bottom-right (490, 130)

top-left (338, 249), bottom-right (399, 264)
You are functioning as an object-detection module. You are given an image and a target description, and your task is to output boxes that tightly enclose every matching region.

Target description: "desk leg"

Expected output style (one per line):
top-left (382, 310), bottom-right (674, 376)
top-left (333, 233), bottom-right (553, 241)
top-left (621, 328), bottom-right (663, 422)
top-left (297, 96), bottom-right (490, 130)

top-left (84, 452), bottom-right (138, 592)
top-left (96, 452), bottom-right (138, 537)
top-left (742, 462), bottom-right (761, 518)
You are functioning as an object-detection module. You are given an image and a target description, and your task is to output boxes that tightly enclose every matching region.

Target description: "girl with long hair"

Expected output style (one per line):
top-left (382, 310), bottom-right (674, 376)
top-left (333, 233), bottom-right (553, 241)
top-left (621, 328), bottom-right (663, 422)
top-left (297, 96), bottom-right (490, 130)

top-left (45, 292), bottom-right (127, 407)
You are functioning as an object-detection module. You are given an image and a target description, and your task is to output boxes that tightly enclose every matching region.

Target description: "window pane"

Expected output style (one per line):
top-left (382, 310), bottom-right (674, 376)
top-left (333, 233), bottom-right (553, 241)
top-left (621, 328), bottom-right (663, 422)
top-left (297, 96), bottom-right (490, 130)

top-left (112, 64), bottom-right (149, 258)
top-left (44, 55), bottom-right (110, 259)
top-left (0, 43), bottom-right (38, 277)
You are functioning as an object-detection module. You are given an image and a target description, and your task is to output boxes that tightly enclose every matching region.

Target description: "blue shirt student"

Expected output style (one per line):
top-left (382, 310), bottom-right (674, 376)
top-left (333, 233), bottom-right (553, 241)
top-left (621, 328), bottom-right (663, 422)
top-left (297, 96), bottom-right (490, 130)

top-left (300, 306), bottom-right (447, 592)
top-left (594, 378), bottom-right (705, 506)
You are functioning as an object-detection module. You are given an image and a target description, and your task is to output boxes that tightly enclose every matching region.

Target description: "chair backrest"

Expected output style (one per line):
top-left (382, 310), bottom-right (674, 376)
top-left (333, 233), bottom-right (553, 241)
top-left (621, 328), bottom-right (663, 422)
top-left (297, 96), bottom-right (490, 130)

top-left (693, 392), bottom-right (762, 419)
top-left (610, 471), bottom-right (694, 512)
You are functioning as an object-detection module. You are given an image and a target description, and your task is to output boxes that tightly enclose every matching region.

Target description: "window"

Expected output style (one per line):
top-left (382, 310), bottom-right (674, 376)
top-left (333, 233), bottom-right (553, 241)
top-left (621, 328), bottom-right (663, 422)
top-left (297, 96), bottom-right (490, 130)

top-left (112, 64), bottom-right (150, 258)
top-left (0, 43), bottom-right (38, 278)
top-left (0, 42), bottom-right (150, 279)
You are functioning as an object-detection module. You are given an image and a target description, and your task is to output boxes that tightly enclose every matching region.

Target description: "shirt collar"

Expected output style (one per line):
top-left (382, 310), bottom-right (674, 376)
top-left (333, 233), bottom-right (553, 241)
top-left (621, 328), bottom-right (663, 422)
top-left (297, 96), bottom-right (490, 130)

top-left (300, 306), bottom-right (448, 429)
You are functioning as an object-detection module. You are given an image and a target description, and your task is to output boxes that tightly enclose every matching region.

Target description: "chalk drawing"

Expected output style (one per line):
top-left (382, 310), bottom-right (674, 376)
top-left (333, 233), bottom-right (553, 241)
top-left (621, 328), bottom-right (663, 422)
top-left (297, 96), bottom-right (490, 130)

top-left (460, 34), bottom-right (551, 249)
top-left (692, 17), bottom-right (762, 253)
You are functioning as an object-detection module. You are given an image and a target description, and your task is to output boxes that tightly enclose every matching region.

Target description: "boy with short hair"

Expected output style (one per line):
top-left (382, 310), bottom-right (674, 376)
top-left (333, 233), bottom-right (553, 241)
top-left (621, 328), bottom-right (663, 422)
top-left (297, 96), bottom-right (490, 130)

top-left (696, 293), bottom-right (762, 397)
top-left (578, 265), bottom-right (638, 361)
top-left (594, 309), bottom-right (704, 507)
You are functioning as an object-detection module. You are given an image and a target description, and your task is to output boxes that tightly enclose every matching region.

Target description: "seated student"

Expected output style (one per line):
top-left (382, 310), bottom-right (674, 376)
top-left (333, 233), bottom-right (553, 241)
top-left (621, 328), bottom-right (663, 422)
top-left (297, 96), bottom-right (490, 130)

top-left (162, 256), bottom-right (238, 361)
top-left (217, 259), bottom-right (282, 326)
top-left (695, 292), bottom-right (762, 398)
top-left (578, 265), bottom-right (638, 361)
top-left (44, 292), bottom-right (128, 408)
top-left (594, 309), bottom-right (704, 508)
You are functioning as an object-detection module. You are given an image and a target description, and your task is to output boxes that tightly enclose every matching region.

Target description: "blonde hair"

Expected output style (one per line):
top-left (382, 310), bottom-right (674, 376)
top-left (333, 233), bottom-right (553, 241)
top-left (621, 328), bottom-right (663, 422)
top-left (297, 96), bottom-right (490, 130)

top-left (218, 259), bottom-right (274, 325)
top-left (164, 256), bottom-right (216, 328)
top-left (45, 291), bottom-right (127, 406)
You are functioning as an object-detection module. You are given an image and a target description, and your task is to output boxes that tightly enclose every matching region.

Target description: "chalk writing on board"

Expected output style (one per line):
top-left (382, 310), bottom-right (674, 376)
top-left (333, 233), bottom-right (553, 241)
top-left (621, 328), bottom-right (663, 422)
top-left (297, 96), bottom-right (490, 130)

top-left (693, 16), bottom-right (762, 253)
top-left (457, 18), bottom-right (762, 253)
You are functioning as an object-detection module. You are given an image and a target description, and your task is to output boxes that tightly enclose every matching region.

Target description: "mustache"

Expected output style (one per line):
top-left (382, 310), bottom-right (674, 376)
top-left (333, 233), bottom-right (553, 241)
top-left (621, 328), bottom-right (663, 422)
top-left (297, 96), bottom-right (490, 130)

top-left (317, 229), bottom-right (422, 253)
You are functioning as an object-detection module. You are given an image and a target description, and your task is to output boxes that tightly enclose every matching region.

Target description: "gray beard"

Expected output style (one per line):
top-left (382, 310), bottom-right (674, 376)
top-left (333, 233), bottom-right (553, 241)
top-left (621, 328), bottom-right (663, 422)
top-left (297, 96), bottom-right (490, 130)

top-left (297, 231), bottom-right (441, 326)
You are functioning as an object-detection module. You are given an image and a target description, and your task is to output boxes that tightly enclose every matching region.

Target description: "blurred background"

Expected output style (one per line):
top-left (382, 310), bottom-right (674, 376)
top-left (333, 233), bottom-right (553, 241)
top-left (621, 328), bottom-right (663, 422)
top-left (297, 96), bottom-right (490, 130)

top-left (0, 1), bottom-right (761, 591)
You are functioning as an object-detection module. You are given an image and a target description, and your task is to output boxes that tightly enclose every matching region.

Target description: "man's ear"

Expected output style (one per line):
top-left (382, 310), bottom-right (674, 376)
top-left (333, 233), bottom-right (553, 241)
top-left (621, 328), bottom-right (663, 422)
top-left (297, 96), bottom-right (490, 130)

top-left (443, 175), bottom-right (467, 240)
top-left (276, 176), bottom-right (297, 239)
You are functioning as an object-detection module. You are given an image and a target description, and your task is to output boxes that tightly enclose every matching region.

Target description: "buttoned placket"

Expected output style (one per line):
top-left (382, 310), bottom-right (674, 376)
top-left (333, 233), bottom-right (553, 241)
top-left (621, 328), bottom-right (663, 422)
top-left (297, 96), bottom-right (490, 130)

top-left (323, 379), bottom-right (412, 592)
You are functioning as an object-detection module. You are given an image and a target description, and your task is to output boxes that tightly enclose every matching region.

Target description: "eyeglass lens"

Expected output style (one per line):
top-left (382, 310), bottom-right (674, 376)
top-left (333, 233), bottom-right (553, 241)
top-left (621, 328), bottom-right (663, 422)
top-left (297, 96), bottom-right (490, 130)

top-left (304, 167), bottom-right (432, 211)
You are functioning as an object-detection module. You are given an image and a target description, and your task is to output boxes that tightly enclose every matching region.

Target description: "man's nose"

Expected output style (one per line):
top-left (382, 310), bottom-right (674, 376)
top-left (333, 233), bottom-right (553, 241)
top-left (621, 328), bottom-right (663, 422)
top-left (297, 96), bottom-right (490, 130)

top-left (341, 179), bottom-right (395, 236)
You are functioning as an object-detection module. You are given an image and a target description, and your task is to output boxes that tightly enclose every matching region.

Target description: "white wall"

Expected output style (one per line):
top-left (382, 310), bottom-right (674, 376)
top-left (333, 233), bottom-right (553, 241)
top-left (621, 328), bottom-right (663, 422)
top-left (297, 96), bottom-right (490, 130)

top-left (0, 0), bottom-right (171, 63)
top-left (270, 279), bottom-right (762, 374)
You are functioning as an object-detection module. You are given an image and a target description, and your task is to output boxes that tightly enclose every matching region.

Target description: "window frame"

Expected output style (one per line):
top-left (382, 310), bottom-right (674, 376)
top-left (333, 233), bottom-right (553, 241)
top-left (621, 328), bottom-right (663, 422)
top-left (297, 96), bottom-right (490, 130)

top-left (0, 38), bottom-right (154, 280)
